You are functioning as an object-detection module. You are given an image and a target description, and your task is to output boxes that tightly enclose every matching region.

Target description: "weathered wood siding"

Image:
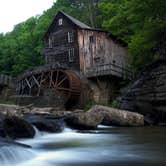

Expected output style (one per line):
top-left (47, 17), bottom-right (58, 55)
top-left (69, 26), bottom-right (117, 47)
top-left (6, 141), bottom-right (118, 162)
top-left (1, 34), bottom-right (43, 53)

top-left (42, 12), bottom-right (80, 70)
top-left (78, 30), bottom-right (128, 78)
top-left (41, 12), bottom-right (130, 79)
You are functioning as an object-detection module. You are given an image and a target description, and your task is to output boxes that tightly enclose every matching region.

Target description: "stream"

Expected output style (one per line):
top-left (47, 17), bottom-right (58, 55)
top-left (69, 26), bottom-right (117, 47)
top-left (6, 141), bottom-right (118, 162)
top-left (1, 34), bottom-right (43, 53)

top-left (0, 125), bottom-right (166, 166)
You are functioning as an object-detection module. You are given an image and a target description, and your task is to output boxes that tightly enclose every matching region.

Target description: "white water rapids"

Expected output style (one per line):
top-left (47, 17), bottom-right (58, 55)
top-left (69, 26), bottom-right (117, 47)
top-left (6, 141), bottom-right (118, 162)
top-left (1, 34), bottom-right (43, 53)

top-left (0, 126), bottom-right (166, 166)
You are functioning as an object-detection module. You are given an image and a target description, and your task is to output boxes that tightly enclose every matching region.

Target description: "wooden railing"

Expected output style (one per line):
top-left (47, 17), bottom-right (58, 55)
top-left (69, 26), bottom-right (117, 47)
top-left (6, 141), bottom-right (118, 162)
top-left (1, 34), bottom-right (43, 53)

top-left (84, 63), bottom-right (133, 80)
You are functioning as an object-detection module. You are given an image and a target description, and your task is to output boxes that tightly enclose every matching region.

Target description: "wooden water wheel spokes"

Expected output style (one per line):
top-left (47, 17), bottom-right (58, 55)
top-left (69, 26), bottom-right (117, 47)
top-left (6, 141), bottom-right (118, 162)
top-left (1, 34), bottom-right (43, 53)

top-left (17, 68), bottom-right (81, 107)
top-left (51, 70), bottom-right (71, 98)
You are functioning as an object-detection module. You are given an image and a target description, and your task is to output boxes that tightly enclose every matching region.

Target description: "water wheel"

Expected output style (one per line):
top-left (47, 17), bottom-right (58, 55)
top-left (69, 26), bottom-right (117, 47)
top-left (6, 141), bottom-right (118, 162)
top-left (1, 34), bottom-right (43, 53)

top-left (17, 68), bottom-right (81, 107)
top-left (42, 69), bottom-right (81, 102)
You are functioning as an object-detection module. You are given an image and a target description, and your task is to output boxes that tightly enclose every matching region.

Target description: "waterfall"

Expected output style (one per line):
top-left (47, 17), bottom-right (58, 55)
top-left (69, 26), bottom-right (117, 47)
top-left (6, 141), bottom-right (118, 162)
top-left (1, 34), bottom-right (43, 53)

top-left (0, 146), bottom-right (36, 166)
top-left (33, 126), bottom-right (42, 138)
top-left (0, 126), bottom-right (40, 166)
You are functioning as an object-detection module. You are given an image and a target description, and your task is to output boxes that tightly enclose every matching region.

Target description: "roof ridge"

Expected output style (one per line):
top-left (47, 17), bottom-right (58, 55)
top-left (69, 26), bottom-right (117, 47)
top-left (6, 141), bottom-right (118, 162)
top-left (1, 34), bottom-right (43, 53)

top-left (59, 11), bottom-right (92, 29)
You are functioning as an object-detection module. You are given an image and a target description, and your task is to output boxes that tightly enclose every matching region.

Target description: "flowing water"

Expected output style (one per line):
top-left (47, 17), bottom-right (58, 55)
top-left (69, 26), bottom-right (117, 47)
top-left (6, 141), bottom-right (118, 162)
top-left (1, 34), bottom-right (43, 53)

top-left (0, 126), bottom-right (166, 166)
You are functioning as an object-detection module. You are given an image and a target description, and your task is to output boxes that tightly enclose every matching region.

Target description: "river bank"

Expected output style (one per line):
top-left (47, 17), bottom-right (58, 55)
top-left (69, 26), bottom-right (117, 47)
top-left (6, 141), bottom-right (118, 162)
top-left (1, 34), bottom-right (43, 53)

top-left (0, 104), bottom-right (144, 139)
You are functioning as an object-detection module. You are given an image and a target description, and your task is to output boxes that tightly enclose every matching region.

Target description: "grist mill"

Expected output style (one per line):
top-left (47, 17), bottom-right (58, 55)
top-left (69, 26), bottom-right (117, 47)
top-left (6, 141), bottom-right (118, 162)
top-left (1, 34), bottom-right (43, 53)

top-left (16, 11), bottom-right (132, 108)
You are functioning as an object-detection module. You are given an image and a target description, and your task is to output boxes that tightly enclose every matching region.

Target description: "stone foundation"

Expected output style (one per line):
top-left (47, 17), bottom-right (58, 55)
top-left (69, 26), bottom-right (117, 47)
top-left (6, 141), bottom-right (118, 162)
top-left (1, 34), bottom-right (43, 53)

top-left (87, 76), bottom-right (122, 104)
top-left (16, 95), bottom-right (65, 109)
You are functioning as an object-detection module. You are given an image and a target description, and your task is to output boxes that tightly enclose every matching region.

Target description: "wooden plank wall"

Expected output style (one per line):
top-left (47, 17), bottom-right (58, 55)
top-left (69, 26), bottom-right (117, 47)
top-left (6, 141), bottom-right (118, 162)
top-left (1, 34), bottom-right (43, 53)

top-left (77, 29), bottom-right (129, 79)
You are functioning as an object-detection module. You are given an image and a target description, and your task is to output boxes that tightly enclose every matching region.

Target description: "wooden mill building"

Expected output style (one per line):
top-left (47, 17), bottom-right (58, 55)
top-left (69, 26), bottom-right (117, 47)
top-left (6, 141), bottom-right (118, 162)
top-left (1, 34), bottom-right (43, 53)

top-left (17, 11), bottom-right (131, 107)
top-left (41, 11), bottom-right (129, 78)
top-left (41, 11), bottom-right (130, 102)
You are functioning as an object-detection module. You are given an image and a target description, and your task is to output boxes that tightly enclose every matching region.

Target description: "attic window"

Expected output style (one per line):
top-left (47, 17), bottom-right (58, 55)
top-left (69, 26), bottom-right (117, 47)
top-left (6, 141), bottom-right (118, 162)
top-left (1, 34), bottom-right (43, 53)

top-left (68, 48), bottom-right (75, 62)
top-left (68, 31), bottom-right (74, 43)
top-left (58, 18), bottom-right (63, 25)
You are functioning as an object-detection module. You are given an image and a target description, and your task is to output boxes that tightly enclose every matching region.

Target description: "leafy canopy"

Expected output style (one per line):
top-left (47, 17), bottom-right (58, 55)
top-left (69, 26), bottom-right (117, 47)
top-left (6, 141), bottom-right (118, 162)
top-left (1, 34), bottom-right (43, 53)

top-left (99, 0), bottom-right (166, 72)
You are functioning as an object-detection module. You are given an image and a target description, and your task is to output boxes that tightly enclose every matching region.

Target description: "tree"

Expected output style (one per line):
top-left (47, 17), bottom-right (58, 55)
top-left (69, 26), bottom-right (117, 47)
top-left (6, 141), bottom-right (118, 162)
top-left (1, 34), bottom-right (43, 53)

top-left (99, 0), bottom-right (166, 73)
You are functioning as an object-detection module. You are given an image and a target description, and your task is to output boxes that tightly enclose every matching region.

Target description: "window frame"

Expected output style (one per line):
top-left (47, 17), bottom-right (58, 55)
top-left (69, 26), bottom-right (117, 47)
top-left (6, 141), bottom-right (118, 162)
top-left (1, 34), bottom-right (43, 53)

top-left (48, 36), bottom-right (52, 48)
top-left (68, 31), bottom-right (74, 43)
top-left (58, 18), bottom-right (63, 26)
top-left (68, 48), bottom-right (75, 62)
top-left (89, 35), bottom-right (95, 44)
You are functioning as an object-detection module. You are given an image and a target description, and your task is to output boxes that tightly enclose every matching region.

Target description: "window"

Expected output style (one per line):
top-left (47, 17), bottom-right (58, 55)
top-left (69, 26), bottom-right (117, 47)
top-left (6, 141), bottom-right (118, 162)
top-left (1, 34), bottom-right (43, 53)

top-left (68, 48), bottom-right (75, 62)
top-left (89, 35), bottom-right (95, 43)
top-left (45, 56), bottom-right (48, 64)
top-left (58, 18), bottom-right (63, 25)
top-left (68, 31), bottom-right (74, 43)
top-left (48, 36), bottom-right (52, 48)
top-left (52, 35), bottom-right (58, 47)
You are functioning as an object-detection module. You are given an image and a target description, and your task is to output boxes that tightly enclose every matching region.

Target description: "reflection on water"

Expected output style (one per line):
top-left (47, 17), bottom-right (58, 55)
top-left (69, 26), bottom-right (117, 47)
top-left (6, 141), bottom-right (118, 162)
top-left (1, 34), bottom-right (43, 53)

top-left (0, 126), bottom-right (166, 166)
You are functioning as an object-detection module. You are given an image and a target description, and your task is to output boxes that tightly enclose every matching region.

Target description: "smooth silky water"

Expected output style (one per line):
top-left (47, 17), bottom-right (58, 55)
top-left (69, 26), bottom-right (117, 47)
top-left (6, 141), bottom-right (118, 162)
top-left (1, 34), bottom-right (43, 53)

top-left (0, 125), bottom-right (166, 166)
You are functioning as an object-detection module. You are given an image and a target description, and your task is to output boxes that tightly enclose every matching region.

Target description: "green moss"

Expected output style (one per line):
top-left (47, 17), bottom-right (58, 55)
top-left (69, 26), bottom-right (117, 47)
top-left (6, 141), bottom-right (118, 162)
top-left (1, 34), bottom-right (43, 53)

top-left (83, 103), bottom-right (95, 111)
top-left (106, 100), bottom-right (119, 109)
top-left (0, 100), bottom-right (16, 105)
top-left (83, 100), bottom-right (119, 111)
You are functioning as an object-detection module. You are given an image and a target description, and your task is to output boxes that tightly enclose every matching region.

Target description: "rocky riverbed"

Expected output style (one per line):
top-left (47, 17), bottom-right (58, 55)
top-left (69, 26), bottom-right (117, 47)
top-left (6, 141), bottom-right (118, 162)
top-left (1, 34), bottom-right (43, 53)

top-left (0, 104), bottom-right (144, 139)
top-left (0, 104), bottom-right (165, 166)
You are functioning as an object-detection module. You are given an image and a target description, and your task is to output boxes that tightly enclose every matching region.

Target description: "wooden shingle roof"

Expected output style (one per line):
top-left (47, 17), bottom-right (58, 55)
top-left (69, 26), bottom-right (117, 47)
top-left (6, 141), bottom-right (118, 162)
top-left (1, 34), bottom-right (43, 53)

top-left (44, 11), bottom-right (127, 47)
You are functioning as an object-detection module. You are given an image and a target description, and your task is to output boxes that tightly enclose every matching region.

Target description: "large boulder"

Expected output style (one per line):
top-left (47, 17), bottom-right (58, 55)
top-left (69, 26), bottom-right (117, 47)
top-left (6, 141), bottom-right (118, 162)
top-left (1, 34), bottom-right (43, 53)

top-left (0, 104), bottom-right (19, 112)
top-left (88, 105), bottom-right (144, 127)
top-left (23, 114), bottom-right (64, 132)
top-left (3, 116), bottom-right (35, 139)
top-left (65, 111), bottom-right (103, 130)
top-left (25, 107), bottom-right (54, 114)
top-left (0, 104), bottom-right (19, 117)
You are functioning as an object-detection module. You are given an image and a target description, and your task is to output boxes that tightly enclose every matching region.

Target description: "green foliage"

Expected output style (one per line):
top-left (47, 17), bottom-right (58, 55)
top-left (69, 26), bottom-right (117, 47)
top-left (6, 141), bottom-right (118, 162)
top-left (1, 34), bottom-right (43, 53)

top-left (99, 0), bottom-right (166, 73)
top-left (0, 16), bottom-right (45, 76)
top-left (0, 100), bottom-right (16, 105)
top-left (83, 102), bottom-right (96, 111)
top-left (107, 100), bottom-right (119, 109)
top-left (83, 100), bottom-right (119, 111)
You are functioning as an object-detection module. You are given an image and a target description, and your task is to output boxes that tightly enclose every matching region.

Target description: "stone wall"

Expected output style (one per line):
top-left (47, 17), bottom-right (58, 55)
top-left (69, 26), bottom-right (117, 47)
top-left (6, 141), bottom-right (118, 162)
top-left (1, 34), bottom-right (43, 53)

top-left (119, 60), bottom-right (166, 123)
top-left (86, 76), bottom-right (121, 104)
top-left (16, 96), bottom-right (65, 109)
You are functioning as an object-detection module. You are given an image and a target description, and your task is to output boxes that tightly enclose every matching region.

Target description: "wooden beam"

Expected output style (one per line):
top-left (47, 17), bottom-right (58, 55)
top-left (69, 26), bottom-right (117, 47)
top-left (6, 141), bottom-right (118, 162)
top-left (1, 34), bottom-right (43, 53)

top-left (32, 75), bottom-right (40, 87)
top-left (25, 78), bottom-right (31, 89)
